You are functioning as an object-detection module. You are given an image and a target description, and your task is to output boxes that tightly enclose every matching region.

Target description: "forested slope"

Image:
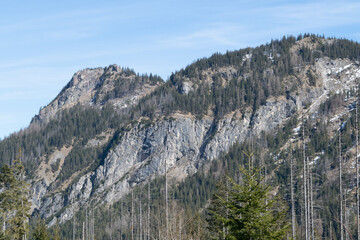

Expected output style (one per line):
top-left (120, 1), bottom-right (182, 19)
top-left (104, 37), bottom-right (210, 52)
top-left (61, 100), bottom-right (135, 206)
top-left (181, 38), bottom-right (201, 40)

top-left (1, 34), bottom-right (360, 239)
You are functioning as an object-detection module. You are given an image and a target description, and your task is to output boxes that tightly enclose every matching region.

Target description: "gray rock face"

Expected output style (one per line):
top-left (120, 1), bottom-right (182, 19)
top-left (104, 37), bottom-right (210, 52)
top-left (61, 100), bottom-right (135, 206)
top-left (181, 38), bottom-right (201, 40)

top-left (42, 98), bottom-right (298, 224)
top-left (30, 64), bottom-right (162, 125)
top-left (252, 100), bottom-right (297, 135)
top-left (179, 81), bottom-right (193, 94)
top-left (33, 67), bottom-right (105, 124)
top-left (30, 180), bottom-right (48, 212)
top-left (31, 57), bottom-right (360, 225)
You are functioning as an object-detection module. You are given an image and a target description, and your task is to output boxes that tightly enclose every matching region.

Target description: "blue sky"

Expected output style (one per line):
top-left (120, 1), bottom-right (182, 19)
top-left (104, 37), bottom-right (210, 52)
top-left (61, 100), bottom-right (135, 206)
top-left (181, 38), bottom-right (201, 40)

top-left (1, 0), bottom-right (360, 139)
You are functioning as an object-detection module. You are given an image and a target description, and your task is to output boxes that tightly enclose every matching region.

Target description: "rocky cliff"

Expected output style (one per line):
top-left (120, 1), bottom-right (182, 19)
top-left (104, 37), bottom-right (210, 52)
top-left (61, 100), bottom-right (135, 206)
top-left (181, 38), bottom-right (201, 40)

top-left (2, 36), bottom-right (360, 236)
top-left (32, 54), bottom-right (360, 225)
top-left (31, 65), bottom-right (162, 125)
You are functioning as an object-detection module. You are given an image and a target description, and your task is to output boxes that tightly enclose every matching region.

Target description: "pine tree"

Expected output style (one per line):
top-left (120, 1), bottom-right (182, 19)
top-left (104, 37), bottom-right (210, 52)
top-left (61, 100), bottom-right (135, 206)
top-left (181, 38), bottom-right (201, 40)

top-left (207, 164), bottom-right (290, 239)
top-left (0, 231), bottom-right (9, 240)
top-left (53, 220), bottom-right (61, 240)
top-left (31, 218), bottom-right (50, 240)
top-left (0, 155), bottom-right (31, 240)
top-left (206, 177), bottom-right (230, 239)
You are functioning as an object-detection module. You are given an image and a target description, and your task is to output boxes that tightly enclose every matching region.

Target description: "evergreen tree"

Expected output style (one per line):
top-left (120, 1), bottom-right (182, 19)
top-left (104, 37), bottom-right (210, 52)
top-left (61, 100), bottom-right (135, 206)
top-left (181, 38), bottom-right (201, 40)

top-left (31, 219), bottom-right (50, 240)
top-left (207, 163), bottom-right (290, 240)
top-left (52, 220), bottom-right (61, 240)
top-left (0, 231), bottom-right (10, 240)
top-left (0, 156), bottom-right (31, 239)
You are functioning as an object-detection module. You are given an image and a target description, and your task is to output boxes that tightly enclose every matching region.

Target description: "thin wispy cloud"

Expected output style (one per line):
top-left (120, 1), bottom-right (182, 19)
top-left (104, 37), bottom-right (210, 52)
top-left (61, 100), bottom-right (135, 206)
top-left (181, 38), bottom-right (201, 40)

top-left (159, 25), bottom-right (240, 49)
top-left (155, 0), bottom-right (360, 53)
top-left (260, 1), bottom-right (360, 27)
top-left (0, 6), bottom-right (128, 34)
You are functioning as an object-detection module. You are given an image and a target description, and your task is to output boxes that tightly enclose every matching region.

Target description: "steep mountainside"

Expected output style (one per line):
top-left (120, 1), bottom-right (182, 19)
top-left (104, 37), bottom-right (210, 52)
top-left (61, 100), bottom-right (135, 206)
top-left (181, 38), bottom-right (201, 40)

top-left (1, 34), bottom-right (360, 239)
top-left (31, 65), bottom-right (163, 125)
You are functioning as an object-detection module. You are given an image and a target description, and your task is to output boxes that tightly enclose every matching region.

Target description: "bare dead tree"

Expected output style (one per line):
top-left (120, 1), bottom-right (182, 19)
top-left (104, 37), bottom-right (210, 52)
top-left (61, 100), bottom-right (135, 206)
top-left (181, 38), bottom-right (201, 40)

top-left (303, 120), bottom-right (309, 240)
top-left (86, 205), bottom-right (89, 240)
top-left (290, 147), bottom-right (296, 239)
top-left (330, 220), bottom-right (333, 240)
top-left (148, 182), bottom-right (151, 240)
top-left (140, 188), bottom-right (143, 240)
top-left (356, 83), bottom-right (360, 240)
top-left (165, 157), bottom-right (169, 239)
top-left (132, 189), bottom-right (134, 240)
top-left (345, 196), bottom-right (349, 240)
top-left (73, 213), bottom-right (76, 240)
top-left (339, 131), bottom-right (344, 240)
top-left (120, 200), bottom-right (122, 240)
top-left (109, 204), bottom-right (112, 240)
top-left (179, 215), bottom-right (182, 240)
top-left (306, 157), bottom-right (311, 240)
top-left (82, 222), bottom-right (85, 240)
top-left (309, 158), bottom-right (314, 240)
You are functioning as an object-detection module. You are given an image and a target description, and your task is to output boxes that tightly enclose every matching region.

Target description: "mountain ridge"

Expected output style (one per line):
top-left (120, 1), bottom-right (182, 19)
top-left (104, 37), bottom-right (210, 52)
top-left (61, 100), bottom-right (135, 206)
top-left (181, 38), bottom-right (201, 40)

top-left (1, 34), bottom-right (360, 238)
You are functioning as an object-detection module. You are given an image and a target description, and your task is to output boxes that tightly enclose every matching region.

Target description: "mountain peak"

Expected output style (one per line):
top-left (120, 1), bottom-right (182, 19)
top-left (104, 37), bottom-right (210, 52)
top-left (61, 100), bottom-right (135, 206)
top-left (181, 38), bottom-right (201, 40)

top-left (31, 65), bottom-right (163, 125)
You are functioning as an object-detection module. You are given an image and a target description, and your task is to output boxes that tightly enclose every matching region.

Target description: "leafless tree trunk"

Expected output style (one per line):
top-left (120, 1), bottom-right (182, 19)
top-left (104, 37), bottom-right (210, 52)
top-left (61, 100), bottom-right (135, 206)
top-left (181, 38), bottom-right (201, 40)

top-left (339, 131), bottom-right (344, 240)
top-left (179, 215), bottom-right (182, 240)
top-left (356, 85), bottom-right (360, 240)
top-left (290, 147), bottom-right (296, 239)
top-left (303, 121), bottom-right (309, 240)
top-left (345, 197), bottom-right (349, 240)
top-left (86, 205), bottom-right (89, 240)
top-left (140, 188), bottom-right (142, 240)
top-left (119, 201), bottom-right (122, 240)
top-left (93, 209), bottom-right (95, 240)
top-left (82, 222), bottom-right (85, 240)
top-left (306, 157), bottom-right (311, 240)
top-left (73, 213), bottom-right (76, 240)
top-left (132, 189), bottom-right (134, 240)
top-left (148, 183), bottom-right (151, 240)
top-left (309, 159), bottom-right (314, 240)
top-left (330, 220), bottom-right (333, 240)
top-left (109, 204), bottom-right (112, 240)
top-left (165, 158), bottom-right (169, 239)
top-left (88, 206), bottom-right (93, 240)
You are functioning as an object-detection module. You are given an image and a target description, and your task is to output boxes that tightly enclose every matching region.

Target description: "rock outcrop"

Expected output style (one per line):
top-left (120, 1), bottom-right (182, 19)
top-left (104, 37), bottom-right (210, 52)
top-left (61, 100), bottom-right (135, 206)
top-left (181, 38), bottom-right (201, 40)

top-left (18, 36), bottom-right (360, 228)
top-left (34, 55), bottom-right (360, 224)
top-left (31, 65), bottom-right (163, 125)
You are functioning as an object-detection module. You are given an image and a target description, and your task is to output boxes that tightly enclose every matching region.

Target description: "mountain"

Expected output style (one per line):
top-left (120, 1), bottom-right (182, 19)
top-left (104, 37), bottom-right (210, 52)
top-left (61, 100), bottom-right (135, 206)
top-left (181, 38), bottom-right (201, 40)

top-left (1, 34), bottom-right (360, 239)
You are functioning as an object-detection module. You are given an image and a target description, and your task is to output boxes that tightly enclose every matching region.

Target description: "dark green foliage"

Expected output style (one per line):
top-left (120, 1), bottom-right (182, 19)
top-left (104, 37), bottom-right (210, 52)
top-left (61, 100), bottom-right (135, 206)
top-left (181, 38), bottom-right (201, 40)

top-left (1, 34), bottom-right (359, 181)
top-left (0, 158), bottom-right (31, 240)
top-left (0, 231), bottom-right (10, 240)
top-left (207, 165), bottom-right (290, 240)
top-left (1, 34), bottom-right (360, 239)
top-left (99, 72), bottom-right (162, 104)
top-left (306, 69), bottom-right (317, 86)
top-left (31, 219), bottom-right (50, 240)
top-left (136, 36), bottom-right (299, 120)
top-left (317, 38), bottom-right (360, 60)
top-left (300, 46), bottom-right (313, 64)
top-left (134, 34), bottom-right (360, 123)
top-left (58, 143), bottom-right (101, 183)
top-left (0, 104), bottom-right (124, 180)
